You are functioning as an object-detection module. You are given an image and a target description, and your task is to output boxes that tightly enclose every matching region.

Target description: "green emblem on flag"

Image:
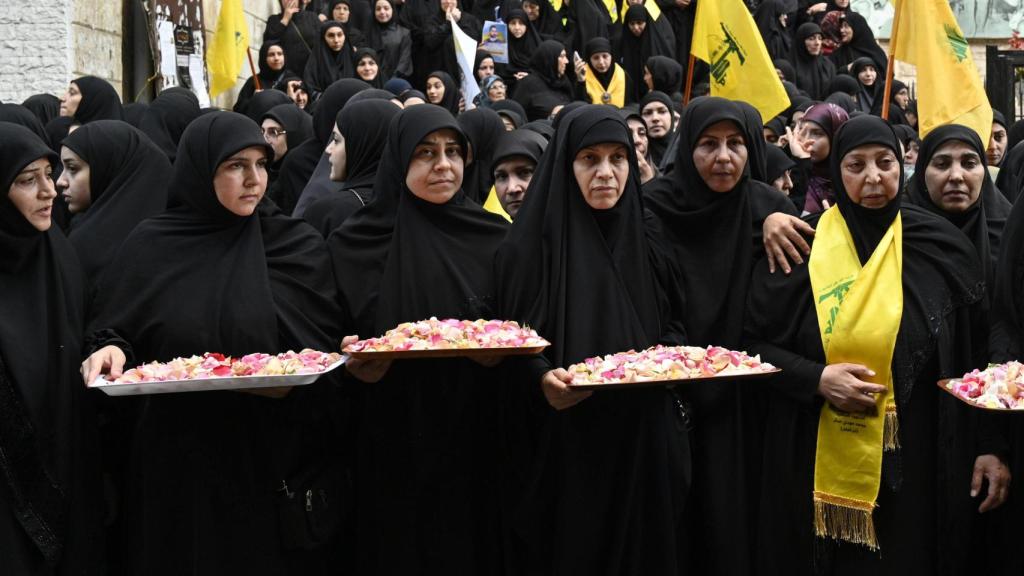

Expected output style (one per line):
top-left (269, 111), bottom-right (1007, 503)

top-left (944, 24), bottom-right (968, 63)
top-left (709, 23), bottom-right (747, 87)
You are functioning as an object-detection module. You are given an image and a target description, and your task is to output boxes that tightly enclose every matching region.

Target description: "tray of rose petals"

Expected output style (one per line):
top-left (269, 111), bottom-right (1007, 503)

top-left (566, 345), bottom-right (779, 390)
top-left (343, 318), bottom-right (550, 360)
top-left (939, 361), bottom-right (1024, 411)
top-left (88, 349), bottom-right (346, 396)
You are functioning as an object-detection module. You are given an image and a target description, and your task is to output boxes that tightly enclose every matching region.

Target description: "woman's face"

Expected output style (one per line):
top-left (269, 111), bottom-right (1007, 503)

top-left (589, 52), bottom-right (612, 74)
top-left (357, 55), bottom-right (379, 81)
top-left (904, 140), bottom-right (919, 165)
top-left (627, 118), bottom-right (648, 158)
top-left (324, 26), bottom-right (346, 51)
top-left (894, 88), bottom-right (910, 109)
top-left (641, 101), bottom-right (671, 139)
top-left (213, 146), bottom-right (268, 217)
top-left (500, 115), bottom-right (516, 131)
top-left (261, 118), bottom-right (289, 162)
top-left (266, 45), bottom-right (285, 71)
top-left (425, 77), bottom-right (445, 104)
top-left (440, 0), bottom-right (458, 11)
top-left (835, 0), bottom-right (850, 7)
top-left (523, 1), bottom-right (540, 21)
top-left (924, 140), bottom-right (985, 213)
top-left (988, 122), bottom-right (1008, 166)
top-left (557, 50), bottom-right (568, 77)
top-left (375, 0), bottom-right (392, 23)
top-left (804, 33), bottom-right (823, 56)
top-left (405, 128), bottom-right (465, 204)
top-left (692, 120), bottom-right (747, 193)
top-left (57, 146), bottom-right (91, 213)
top-left (839, 143), bottom-right (901, 209)
top-left (798, 120), bottom-right (831, 162)
top-left (332, 2), bottom-right (350, 22)
top-left (327, 127), bottom-right (347, 181)
top-left (643, 66), bottom-right (653, 90)
top-left (857, 64), bottom-right (877, 86)
top-left (763, 127), bottom-right (779, 145)
top-left (629, 20), bottom-right (646, 37)
top-left (487, 80), bottom-right (507, 101)
top-left (8, 158), bottom-right (57, 231)
top-left (840, 21), bottom-right (853, 44)
top-left (772, 170), bottom-right (794, 196)
top-left (60, 82), bottom-right (82, 118)
top-left (477, 57), bottom-right (495, 81)
top-left (509, 18), bottom-right (527, 38)
top-left (573, 142), bottom-right (630, 210)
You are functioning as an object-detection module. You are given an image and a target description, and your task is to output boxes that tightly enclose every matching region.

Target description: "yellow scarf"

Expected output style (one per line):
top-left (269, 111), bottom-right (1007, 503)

top-left (483, 185), bottom-right (512, 222)
top-left (603, 0), bottom-right (619, 22)
top-left (584, 64), bottom-right (626, 107)
top-left (808, 206), bottom-right (903, 551)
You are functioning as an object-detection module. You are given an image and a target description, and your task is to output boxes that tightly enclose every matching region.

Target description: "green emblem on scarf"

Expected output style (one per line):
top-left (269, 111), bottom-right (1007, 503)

top-left (944, 24), bottom-right (968, 63)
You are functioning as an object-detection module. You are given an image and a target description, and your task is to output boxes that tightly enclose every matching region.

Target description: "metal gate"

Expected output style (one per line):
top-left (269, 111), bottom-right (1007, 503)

top-left (986, 45), bottom-right (1024, 121)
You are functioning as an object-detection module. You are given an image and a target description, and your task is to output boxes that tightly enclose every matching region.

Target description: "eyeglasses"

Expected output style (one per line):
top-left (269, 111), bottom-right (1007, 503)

top-left (263, 128), bottom-right (287, 139)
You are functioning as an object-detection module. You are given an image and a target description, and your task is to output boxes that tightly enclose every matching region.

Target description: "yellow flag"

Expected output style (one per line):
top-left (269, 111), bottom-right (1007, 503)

top-left (483, 185), bottom-right (512, 223)
top-left (889, 0), bottom-right (992, 144)
top-left (207, 0), bottom-right (250, 98)
top-left (691, 0), bottom-right (789, 122)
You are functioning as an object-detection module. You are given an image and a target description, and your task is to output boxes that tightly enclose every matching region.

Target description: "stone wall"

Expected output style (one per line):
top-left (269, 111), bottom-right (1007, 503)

top-left (72, 0), bottom-right (124, 98)
top-left (0, 0), bottom-right (72, 104)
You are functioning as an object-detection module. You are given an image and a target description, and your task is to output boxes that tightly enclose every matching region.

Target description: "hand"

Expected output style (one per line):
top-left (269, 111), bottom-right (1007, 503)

top-left (340, 334), bottom-right (393, 383)
top-left (81, 345), bottom-right (127, 385)
top-left (514, 71), bottom-right (528, 80)
top-left (636, 151), bottom-right (655, 183)
top-left (458, 96), bottom-right (466, 113)
top-left (318, 13), bottom-right (327, 21)
top-left (817, 363), bottom-right (887, 413)
top-left (541, 368), bottom-right (591, 410)
top-left (447, 6), bottom-right (461, 21)
top-left (788, 125), bottom-right (811, 159)
top-left (807, 2), bottom-right (827, 15)
top-left (764, 213), bottom-right (815, 275)
top-left (574, 59), bottom-right (587, 82)
top-left (972, 454), bottom-right (1011, 512)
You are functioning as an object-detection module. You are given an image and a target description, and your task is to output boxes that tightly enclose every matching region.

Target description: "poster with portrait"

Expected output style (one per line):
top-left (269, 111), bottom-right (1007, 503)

top-left (480, 21), bottom-right (509, 64)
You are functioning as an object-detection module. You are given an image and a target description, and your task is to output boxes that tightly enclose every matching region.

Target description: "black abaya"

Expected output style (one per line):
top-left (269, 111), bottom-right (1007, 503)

top-left (0, 122), bottom-right (102, 576)
top-left (303, 21), bottom-right (357, 100)
top-left (138, 87), bottom-right (202, 162)
top-left (327, 104), bottom-right (509, 575)
top-left (458, 107), bottom-right (506, 203)
top-left (495, 104), bottom-right (690, 576)
top-left (70, 76), bottom-right (124, 124)
top-left (86, 112), bottom-right (344, 575)
top-left (512, 40), bottom-right (575, 121)
top-left (62, 120), bottom-right (172, 288)
top-left (791, 23), bottom-right (836, 100)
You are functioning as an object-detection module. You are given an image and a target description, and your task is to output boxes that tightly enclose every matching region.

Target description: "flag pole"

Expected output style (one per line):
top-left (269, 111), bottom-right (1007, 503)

top-left (684, 54), bottom-right (696, 104)
top-left (881, 0), bottom-right (903, 120)
top-left (247, 48), bottom-right (262, 91)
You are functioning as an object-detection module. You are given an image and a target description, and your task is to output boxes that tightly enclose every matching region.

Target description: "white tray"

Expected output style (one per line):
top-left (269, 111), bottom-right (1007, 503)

top-left (88, 357), bottom-right (347, 396)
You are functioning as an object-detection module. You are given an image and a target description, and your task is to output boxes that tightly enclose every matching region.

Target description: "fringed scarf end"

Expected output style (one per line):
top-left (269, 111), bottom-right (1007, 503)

top-left (883, 405), bottom-right (900, 452)
top-left (813, 492), bottom-right (879, 550)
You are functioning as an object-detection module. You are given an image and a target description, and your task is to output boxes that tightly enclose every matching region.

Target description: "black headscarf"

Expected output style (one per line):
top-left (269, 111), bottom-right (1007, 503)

top-left (620, 4), bottom-right (676, 104)
top-left (523, 0), bottom-right (564, 39)
top-left (645, 55), bottom-right (683, 95)
top-left (243, 89), bottom-right (293, 124)
top-left (256, 41), bottom-right (290, 89)
top-left (70, 76), bottom-right (124, 124)
top-left (138, 87), bottom-right (202, 162)
top-left (353, 46), bottom-right (384, 87)
top-left (791, 23), bottom-right (835, 100)
top-left (774, 58), bottom-right (797, 84)
top-left (44, 117), bottom-right (74, 153)
top-left (766, 143), bottom-right (797, 183)
top-left (529, 40), bottom-right (574, 96)
top-left (328, 104), bottom-right (508, 335)
top-left (643, 96), bottom-right (752, 348)
top-left (457, 107), bottom-right (506, 203)
top-left (827, 73), bottom-right (859, 96)
top-left (736, 100), bottom-right (768, 183)
top-left (829, 10), bottom-right (888, 75)
top-left (0, 104), bottom-right (48, 142)
top-left (263, 102), bottom-right (314, 157)
top-left (303, 99), bottom-right (401, 236)
top-left (849, 56), bottom-right (881, 113)
top-left (303, 21), bottom-right (356, 96)
top-left (490, 127), bottom-right (548, 172)
top-left (754, 0), bottom-right (792, 60)
top-left (824, 90), bottom-right (857, 114)
top-left (639, 90), bottom-right (675, 169)
top-left (122, 102), bottom-right (148, 127)
top-left (271, 77), bottom-right (369, 213)
top-left (62, 120), bottom-right (172, 285)
top-left (506, 9), bottom-right (542, 73)
top-left (0, 122), bottom-right (91, 567)
top-left (906, 124), bottom-right (1010, 288)
top-left (492, 99), bottom-right (528, 125)
top-left (21, 94), bottom-right (61, 127)
top-left (426, 70), bottom-right (461, 115)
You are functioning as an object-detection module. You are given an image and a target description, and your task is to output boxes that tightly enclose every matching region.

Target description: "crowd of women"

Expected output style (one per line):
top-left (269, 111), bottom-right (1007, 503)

top-left (5, 0), bottom-right (1024, 575)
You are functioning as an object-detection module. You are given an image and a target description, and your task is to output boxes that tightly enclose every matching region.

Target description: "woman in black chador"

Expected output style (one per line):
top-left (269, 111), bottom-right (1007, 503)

top-left (495, 105), bottom-right (690, 575)
top-left (328, 105), bottom-right (509, 575)
top-left (0, 122), bottom-right (103, 575)
top-left (81, 112), bottom-right (345, 575)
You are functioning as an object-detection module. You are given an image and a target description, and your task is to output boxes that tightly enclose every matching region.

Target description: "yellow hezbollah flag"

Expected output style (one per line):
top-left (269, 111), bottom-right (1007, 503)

top-left (691, 0), bottom-right (789, 122)
top-left (207, 0), bottom-right (250, 98)
top-left (890, 0), bottom-right (992, 143)
top-left (483, 185), bottom-right (512, 222)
